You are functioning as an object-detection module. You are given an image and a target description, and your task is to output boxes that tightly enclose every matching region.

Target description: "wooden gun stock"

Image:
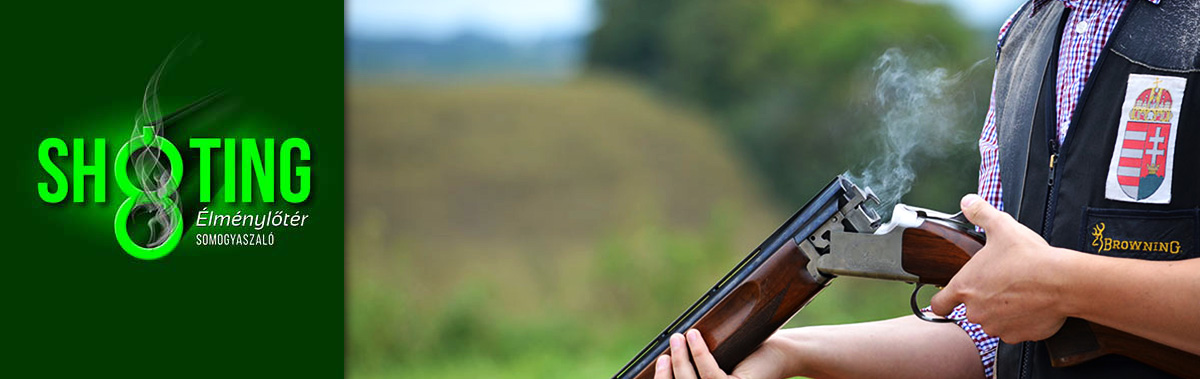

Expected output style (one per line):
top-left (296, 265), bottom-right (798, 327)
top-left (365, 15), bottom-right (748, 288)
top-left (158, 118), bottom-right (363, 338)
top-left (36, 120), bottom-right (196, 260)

top-left (690, 239), bottom-right (824, 374)
top-left (899, 221), bottom-right (1200, 377)
top-left (898, 221), bottom-right (982, 287)
top-left (624, 240), bottom-right (825, 379)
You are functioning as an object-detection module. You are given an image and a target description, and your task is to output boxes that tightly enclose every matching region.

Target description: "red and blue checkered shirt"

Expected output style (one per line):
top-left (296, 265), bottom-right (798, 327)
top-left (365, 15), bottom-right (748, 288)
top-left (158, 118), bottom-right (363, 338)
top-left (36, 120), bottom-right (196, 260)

top-left (968, 0), bottom-right (1159, 377)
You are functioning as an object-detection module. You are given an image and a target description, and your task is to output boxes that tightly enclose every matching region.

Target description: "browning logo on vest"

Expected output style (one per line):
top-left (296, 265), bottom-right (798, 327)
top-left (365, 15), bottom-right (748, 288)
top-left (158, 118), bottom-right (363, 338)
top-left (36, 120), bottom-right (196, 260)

top-left (1091, 222), bottom-right (1182, 255)
top-left (1080, 209), bottom-right (1197, 261)
top-left (1105, 74), bottom-right (1187, 204)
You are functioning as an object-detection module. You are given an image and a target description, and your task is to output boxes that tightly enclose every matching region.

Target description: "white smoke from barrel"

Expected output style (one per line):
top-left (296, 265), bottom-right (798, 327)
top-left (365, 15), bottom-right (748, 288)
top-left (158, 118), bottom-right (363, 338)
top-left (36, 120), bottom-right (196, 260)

top-left (846, 48), bottom-right (983, 216)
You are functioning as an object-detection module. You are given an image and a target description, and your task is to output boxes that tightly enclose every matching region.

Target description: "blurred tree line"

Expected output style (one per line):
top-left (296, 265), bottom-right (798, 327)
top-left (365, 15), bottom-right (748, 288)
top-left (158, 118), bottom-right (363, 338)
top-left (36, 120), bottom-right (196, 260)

top-left (588, 0), bottom-right (996, 210)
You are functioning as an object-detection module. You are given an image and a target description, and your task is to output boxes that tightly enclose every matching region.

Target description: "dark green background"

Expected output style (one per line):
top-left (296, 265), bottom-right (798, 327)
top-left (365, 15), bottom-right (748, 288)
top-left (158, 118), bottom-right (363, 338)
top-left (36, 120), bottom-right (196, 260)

top-left (1, 2), bottom-right (342, 377)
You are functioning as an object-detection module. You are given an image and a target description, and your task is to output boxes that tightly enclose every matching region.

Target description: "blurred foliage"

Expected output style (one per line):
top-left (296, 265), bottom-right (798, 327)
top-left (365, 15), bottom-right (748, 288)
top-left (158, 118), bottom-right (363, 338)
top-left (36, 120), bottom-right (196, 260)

top-left (588, 0), bottom-right (993, 210)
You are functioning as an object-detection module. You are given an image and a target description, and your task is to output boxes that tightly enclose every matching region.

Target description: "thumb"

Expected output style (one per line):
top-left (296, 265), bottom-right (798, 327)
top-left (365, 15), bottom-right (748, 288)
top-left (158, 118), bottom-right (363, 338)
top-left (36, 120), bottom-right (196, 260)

top-left (929, 284), bottom-right (963, 317)
top-left (960, 194), bottom-right (1004, 232)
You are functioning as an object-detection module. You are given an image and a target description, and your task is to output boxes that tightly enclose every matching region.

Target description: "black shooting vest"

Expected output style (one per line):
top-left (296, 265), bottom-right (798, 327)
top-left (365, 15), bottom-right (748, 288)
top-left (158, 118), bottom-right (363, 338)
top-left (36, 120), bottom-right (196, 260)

top-left (993, 0), bottom-right (1200, 378)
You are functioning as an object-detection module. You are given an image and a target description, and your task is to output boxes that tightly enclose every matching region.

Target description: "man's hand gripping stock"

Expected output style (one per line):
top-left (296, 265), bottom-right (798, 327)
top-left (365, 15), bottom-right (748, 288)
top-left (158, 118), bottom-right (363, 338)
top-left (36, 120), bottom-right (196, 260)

top-left (929, 194), bottom-right (1073, 344)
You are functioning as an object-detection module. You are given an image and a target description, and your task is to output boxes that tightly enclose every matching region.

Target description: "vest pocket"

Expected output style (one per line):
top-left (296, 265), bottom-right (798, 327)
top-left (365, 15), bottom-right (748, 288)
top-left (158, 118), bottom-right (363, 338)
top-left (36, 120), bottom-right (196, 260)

top-left (1110, 48), bottom-right (1200, 74)
top-left (1078, 207), bottom-right (1199, 260)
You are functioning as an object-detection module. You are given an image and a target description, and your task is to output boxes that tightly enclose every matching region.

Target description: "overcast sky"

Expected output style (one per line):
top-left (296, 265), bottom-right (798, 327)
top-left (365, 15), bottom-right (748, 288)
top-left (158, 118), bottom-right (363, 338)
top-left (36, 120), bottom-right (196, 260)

top-left (347, 0), bottom-right (1027, 42)
top-left (347, 0), bottom-right (596, 42)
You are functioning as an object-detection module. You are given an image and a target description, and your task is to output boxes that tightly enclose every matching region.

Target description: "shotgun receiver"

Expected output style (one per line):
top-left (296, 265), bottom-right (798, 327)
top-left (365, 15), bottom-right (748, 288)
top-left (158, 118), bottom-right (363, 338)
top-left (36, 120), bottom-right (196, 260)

top-left (613, 176), bottom-right (1200, 379)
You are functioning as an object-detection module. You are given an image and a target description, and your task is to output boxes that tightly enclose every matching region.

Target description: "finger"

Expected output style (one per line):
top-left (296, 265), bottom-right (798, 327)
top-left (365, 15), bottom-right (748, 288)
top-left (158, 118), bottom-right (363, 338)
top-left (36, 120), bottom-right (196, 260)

top-left (686, 329), bottom-right (725, 379)
top-left (929, 285), bottom-right (963, 316)
top-left (655, 355), bottom-right (673, 379)
top-left (960, 194), bottom-right (1006, 232)
top-left (670, 333), bottom-right (698, 379)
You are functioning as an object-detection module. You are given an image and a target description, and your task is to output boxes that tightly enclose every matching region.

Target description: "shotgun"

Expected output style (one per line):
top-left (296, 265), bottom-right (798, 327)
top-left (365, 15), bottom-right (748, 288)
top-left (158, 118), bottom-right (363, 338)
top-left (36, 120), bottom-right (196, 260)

top-left (613, 176), bottom-right (1200, 379)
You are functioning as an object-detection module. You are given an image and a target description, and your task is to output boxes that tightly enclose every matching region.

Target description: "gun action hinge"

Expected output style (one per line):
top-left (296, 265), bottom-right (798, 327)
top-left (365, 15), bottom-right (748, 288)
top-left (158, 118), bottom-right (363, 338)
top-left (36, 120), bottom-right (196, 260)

top-left (796, 178), bottom-right (881, 284)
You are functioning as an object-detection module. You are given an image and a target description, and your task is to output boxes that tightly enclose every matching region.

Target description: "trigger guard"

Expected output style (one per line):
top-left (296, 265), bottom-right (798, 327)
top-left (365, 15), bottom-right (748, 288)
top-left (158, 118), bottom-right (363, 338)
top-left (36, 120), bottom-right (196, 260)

top-left (910, 283), bottom-right (956, 323)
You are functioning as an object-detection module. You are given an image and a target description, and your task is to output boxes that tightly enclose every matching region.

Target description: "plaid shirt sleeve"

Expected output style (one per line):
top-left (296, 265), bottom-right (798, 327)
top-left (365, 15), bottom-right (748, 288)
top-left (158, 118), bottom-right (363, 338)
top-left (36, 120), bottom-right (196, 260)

top-left (979, 70), bottom-right (1005, 216)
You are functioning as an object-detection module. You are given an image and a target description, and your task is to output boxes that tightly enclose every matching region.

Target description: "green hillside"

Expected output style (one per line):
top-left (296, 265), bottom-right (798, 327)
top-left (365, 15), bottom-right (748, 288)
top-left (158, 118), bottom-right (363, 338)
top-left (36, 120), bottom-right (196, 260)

top-left (348, 77), bottom-right (920, 378)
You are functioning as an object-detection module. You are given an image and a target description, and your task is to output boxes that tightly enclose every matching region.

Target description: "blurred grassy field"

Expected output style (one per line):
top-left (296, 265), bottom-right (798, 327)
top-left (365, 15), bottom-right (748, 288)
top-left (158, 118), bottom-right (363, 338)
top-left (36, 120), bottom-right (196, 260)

top-left (348, 76), bottom-right (922, 378)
